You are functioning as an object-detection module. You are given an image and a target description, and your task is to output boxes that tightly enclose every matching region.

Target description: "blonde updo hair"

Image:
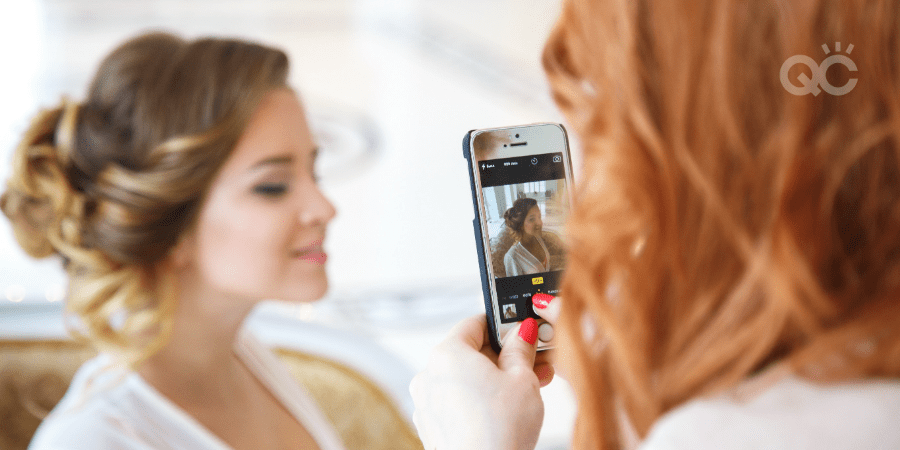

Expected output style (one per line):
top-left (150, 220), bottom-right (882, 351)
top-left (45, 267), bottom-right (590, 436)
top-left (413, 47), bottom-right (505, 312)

top-left (0, 32), bottom-right (289, 364)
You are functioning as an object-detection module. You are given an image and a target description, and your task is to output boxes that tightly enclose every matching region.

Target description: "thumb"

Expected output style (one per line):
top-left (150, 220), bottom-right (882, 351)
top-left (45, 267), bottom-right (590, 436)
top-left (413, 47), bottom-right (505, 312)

top-left (497, 318), bottom-right (538, 372)
top-left (532, 293), bottom-right (561, 325)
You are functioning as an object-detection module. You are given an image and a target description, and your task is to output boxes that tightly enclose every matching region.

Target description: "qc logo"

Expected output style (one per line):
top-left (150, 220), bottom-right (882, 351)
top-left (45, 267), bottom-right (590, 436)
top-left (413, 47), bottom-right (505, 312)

top-left (780, 42), bottom-right (857, 96)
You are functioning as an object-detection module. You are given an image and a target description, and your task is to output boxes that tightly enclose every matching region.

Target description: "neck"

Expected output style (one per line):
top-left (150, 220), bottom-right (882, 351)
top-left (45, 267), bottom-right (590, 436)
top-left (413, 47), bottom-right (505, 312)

top-left (137, 269), bottom-right (257, 400)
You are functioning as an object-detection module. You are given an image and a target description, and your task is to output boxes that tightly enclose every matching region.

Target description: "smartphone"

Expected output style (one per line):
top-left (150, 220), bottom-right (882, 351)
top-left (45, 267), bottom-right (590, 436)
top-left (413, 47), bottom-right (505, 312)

top-left (463, 123), bottom-right (574, 353)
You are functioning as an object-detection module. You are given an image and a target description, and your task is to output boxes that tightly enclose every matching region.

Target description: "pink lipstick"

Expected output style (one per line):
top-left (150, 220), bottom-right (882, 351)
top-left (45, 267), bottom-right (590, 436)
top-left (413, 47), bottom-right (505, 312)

top-left (294, 239), bottom-right (326, 264)
top-left (297, 251), bottom-right (327, 264)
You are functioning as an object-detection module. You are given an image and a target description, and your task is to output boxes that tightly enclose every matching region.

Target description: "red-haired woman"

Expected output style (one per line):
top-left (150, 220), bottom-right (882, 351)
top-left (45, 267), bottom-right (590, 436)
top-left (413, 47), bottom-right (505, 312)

top-left (411, 0), bottom-right (900, 448)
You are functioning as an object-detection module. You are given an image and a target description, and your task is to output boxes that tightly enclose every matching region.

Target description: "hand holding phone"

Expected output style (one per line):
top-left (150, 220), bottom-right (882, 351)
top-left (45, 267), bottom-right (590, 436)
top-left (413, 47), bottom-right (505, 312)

top-left (463, 123), bottom-right (574, 352)
top-left (409, 314), bottom-right (546, 450)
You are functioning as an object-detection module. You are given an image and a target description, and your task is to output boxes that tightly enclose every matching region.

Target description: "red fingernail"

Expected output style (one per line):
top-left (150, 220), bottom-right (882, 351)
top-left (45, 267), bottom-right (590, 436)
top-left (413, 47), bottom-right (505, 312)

top-left (519, 318), bottom-right (538, 345)
top-left (532, 293), bottom-right (554, 309)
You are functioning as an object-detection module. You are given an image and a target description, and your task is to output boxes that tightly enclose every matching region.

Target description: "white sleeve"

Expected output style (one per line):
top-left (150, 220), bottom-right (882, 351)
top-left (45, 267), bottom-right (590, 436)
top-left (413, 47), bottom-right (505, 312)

top-left (29, 411), bottom-right (158, 450)
top-left (504, 248), bottom-right (520, 276)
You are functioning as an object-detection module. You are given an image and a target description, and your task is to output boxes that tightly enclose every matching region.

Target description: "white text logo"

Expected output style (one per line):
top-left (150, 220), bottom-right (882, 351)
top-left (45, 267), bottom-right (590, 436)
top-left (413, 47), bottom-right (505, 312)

top-left (780, 42), bottom-right (857, 96)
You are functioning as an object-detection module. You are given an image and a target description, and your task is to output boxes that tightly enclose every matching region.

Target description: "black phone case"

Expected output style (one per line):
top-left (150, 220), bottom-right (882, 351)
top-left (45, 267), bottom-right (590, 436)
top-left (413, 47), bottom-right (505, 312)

top-left (463, 131), bottom-right (503, 354)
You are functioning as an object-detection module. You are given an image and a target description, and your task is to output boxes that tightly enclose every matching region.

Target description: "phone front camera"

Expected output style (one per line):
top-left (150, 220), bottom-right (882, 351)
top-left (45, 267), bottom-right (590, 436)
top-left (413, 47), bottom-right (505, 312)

top-left (515, 134), bottom-right (520, 138)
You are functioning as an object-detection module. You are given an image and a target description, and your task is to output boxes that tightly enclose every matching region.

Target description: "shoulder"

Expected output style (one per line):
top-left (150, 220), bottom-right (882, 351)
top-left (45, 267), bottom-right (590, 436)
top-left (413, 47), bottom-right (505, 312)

top-left (640, 376), bottom-right (900, 450)
top-left (30, 410), bottom-right (153, 450)
top-left (29, 357), bottom-right (153, 450)
top-left (503, 242), bottom-right (522, 261)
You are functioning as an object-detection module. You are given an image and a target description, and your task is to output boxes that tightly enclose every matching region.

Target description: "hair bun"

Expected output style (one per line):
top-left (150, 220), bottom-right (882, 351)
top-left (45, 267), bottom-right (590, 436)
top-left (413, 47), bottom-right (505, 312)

top-left (1, 101), bottom-right (84, 259)
top-left (503, 197), bottom-right (538, 235)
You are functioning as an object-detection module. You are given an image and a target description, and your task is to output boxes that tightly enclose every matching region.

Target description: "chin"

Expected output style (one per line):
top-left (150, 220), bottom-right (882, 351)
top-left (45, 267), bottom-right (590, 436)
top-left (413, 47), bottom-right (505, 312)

top-left (283, 277), bottom-right (329, 303)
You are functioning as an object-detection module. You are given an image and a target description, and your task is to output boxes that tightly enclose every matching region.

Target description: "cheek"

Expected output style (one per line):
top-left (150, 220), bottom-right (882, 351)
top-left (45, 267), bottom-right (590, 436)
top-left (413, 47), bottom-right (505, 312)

top-left (195, 200), bottom-right (290, 289)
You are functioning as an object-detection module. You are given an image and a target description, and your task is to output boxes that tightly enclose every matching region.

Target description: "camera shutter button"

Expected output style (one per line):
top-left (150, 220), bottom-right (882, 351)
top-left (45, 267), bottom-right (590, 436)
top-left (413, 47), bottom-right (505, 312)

top-left (538, 323), bottom-right (554, 342)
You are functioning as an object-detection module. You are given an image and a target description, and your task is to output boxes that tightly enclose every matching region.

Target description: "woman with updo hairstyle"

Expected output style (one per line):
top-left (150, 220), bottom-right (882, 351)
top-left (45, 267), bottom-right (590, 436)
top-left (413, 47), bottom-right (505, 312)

top-left (411, 0), bottom-right (900, 449)
top-left (2, 32), bottom-right (345, 449)
top-left (502, 197), bottom-right (560, 276)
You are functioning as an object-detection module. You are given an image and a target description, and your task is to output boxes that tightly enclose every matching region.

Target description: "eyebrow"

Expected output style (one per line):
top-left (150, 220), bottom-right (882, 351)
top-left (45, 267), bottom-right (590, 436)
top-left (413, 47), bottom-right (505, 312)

top-left (251, 154), bottom-right (293, 170)
top-left (249, 147), bottom-right (321, 171)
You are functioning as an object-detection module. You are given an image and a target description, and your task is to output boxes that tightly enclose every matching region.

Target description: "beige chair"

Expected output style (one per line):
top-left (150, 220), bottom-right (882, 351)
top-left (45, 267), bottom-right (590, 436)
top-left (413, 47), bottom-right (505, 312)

top-left (0, 339), bottom-right (423, 450)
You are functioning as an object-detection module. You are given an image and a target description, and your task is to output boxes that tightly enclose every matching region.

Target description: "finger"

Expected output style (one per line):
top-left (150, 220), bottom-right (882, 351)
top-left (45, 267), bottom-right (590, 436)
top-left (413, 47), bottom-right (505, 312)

top-left (479, 344), bottom-right (500, 365)
top-left (444, 314), bottom-right (488, 351)
top-left (497, 318), bottom-right (538, 373)
top-left (534, 348), bottom-right (555, 367)
top-left (532, 293), bottom-right (561, 325)
top-left (534, 363), bottom-right (555, 387)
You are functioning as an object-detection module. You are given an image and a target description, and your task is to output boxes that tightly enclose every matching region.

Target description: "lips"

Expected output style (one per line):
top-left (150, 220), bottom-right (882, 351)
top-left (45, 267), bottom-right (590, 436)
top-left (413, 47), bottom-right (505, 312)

top-left (298, 251), bottom-right (327, 264)
top-left (294, 240), bottom-right (327, 264)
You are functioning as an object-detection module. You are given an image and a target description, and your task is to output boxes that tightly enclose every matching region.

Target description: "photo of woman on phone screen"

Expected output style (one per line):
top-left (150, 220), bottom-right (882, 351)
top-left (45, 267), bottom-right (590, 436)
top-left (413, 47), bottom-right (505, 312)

top-left (483, 181), bottom-right (568, 278)
top-left (503, 198), bottom-right (553, 276)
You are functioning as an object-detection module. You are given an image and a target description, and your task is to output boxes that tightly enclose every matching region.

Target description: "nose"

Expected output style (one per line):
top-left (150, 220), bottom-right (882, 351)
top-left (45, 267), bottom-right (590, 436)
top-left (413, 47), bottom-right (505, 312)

top-left (298, 181), bottom-right (337, 227)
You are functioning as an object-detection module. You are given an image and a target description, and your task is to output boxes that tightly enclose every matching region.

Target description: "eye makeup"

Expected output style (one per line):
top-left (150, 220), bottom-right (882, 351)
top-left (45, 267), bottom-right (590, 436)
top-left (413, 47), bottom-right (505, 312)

top-left (253, 183), bottom-right (289, 197)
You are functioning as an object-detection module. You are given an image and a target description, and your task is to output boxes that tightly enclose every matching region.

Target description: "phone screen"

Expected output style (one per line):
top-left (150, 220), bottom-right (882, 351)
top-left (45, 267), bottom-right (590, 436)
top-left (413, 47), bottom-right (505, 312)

top-left (469, 124), bottom-right (572, 347)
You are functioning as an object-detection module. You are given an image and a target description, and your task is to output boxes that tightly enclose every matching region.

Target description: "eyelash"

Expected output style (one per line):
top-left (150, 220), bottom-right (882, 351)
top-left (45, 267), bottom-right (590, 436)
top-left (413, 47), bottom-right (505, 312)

top-left (253, 183), bottom-right (288, 197)
top-left (252, 167), bottom-right (321, 198)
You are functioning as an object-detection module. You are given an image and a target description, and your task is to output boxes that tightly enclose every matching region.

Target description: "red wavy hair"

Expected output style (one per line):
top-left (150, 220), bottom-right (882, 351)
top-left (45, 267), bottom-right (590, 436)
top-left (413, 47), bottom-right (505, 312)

top-left (543, 0), bottom-right (900, 447)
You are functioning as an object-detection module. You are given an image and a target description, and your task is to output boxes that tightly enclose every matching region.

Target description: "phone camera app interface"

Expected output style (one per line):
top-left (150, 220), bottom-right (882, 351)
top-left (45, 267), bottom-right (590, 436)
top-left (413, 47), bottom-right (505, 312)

top-left (479, 152), bottom-right (570, 324)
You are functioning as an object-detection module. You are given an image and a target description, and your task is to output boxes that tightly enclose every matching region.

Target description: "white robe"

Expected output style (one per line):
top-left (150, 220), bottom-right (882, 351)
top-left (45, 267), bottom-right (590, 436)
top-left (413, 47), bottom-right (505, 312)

top-left (503, 237), bottom-right (551, 277)
top-left (640, 375), bottom-right (900, 449)
top-left (29, 329), bottom-right (346, 450)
